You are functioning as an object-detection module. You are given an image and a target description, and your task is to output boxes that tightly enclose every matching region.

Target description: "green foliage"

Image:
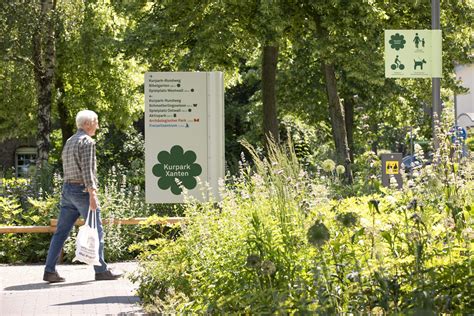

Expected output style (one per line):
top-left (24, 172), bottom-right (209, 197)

top-left (280, 115), bottom-right (333, 172)
top-left (96, 125), bottom-right (145, 187)
top-left (131, 139), bottom-right (329, 313)
top-left (352, 150), bottom-right (382, 194)
top-left (0, 1), bottom-right (38, 140)
top-left (133, 138), bottom-right (473, 314)
top-left (466, 135), bottom-right (474, 152)
top-left (0, 165), bottom-right (181, 264)
top-left (224, 67), bottom-right (261, 173)
top-left (0, 0), bottom-right (145, 144)
top-left (62, 166), bottom-right (183, 263)
top-left (55, 0), bottom-right (145, 129)
top-left (0, 178), bottom-right (59, 263)
top-left (1, 178), bottom-right (37, 215)
top-left (2, 0), bottom-right (473, 181)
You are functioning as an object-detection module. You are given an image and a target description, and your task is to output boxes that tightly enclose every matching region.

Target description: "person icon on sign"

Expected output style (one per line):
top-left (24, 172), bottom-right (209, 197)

top-left (413, 33), bottom-right (422, 48)
top-left (391, 56), bottom-right (405, 70)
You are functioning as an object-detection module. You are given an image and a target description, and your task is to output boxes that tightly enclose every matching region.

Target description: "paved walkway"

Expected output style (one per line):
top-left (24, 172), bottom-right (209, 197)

top-left (0, 262), bottom-right (145, 315)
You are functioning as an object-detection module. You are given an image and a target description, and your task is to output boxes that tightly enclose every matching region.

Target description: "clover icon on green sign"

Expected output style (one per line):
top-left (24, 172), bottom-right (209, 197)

top-left (152, 145), bottom-right (202, 195)
top-left (389, 33), bottom-right (406, 50)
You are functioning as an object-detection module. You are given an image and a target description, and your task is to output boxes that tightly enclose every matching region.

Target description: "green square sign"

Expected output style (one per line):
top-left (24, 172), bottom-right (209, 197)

top-left (385, 30), bottom-right (442, 78)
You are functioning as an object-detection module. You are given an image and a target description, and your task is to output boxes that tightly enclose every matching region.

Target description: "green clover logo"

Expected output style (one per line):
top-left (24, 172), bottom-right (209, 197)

top-left (389, 33), bottom-right (406, 50)
top-left (152, 145), bottom-right (202, 195)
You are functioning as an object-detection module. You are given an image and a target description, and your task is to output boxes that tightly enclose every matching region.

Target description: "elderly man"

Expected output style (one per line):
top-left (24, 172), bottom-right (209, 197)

top-left (43, 110), bottom-right (121, 283)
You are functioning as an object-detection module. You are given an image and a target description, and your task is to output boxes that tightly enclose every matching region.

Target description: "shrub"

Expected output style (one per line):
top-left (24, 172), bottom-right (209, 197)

top-left (0, 178), bottom-right (59, 263)
top-left (466, 135), bottom-right (474, 152)
top-left (96, 125), bottom-right (146, 188)
top-left (0, 167), bottom-right (180, 264)
top-left (62, 167), bottom-right (183, 263)
top-left (131, 139), bottom-right (329, 313)
top-left (132, 137), bottom-right (473, 314)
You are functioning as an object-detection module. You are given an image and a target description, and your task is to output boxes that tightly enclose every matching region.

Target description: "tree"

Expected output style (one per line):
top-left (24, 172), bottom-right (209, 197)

top-left (1, 0), bottom-right (471, 179)
top-left (33, 0), bottom-right (56, 168)
top-left (262, 44), bottom-right (279, 146)
top-left (124, 0), bottom-right (293, 147)
top-left (0, 1), bottom-right (38, 141)
top-left (321, 62), bottom-right (353, 182)
top-left (283, 0), bottom-right (472, 181)
top-left (0, 0), bottom-right (57, 168)
top-left (53, 0), bottom-right (145, 146)
top-left (0, 0), bottom-right (145, 159)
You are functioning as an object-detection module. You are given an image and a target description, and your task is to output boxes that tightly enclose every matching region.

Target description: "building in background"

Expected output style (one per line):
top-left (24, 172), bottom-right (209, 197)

top-left (455, 62), bottom-right (474, 131)
top-left (0, 138), bottom-right (36, 178)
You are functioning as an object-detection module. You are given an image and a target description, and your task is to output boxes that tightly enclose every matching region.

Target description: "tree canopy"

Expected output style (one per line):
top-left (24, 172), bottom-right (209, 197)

top-left (0, 0), bottom-right (472, 176)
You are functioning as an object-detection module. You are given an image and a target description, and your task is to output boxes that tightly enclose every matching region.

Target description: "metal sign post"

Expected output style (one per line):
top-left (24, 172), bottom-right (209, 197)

top-left (432, 0), bottom-right (442, 150)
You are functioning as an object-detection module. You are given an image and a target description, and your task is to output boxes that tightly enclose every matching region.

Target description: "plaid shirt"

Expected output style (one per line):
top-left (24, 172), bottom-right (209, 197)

top-left (62, 129), bottom-right (98, 190)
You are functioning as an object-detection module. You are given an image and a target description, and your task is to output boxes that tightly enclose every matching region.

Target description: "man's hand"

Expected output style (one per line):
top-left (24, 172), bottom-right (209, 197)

top-left (88, 188), bottom-right (99, 211)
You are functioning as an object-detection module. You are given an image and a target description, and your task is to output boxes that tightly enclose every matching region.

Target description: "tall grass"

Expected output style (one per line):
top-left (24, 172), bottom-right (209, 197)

top-left (132, 134), bottom-right (473, 313)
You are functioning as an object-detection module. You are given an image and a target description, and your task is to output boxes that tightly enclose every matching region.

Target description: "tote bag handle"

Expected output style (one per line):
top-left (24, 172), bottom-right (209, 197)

top-left (84, 209), bottom-right (96, 230)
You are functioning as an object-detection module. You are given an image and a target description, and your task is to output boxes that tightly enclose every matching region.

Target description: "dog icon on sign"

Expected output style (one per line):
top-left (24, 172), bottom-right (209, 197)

top-left (414, 59), bottom-right (426, 70)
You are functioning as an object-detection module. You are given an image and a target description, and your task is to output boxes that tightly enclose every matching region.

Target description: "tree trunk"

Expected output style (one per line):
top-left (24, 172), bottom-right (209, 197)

top-left (33, 0), bottom-right (56, 169)
top-left (56, 76), bottom-right (74, 146)
top-left (343, 96), bottom-right (355, 163)
top-left (370, 123), bottom-right (378, 154)
top-left (313, 12), bottom-right (353, 183)
top-left (262, 45), bottom-right (279, 147)
top-left (321, 63), bottom-right (353, 183)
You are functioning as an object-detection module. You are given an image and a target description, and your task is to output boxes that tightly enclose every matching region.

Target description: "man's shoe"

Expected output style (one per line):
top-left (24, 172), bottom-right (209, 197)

top-left (43, 271), bottom-right (65, 283)
top-left (95, 269), bottom-right (123, 281)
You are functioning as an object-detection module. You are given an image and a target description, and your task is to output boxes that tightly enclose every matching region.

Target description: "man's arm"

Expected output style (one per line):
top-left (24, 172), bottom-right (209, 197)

top-left (88, 188), bottom-right (98, 211)
top-left (79, 139), bottom-right (99, 211)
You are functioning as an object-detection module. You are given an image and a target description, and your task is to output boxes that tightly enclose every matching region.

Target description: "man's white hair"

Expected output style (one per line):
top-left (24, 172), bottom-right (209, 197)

top-left (76, 110), bottom-right (98, 129)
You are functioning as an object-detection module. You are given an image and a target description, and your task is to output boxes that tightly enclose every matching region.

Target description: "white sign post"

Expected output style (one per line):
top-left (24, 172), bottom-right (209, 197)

top-left (385, 29), bottom-right (442, 78)
top-left (145, 72), bottom-right (224, 203)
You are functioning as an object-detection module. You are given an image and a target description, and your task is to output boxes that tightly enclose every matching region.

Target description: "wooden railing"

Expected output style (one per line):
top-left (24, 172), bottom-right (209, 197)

top-left (0, 217), bottom-right (185, 234)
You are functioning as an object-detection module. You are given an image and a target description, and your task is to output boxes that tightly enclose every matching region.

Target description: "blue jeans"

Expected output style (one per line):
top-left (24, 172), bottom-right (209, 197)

top-left (44, 183), bottom-right (108, 273)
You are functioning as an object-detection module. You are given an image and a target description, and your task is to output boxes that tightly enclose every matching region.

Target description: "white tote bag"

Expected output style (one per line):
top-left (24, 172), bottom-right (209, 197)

top-left (73, 209), bottom-right (100, 265)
